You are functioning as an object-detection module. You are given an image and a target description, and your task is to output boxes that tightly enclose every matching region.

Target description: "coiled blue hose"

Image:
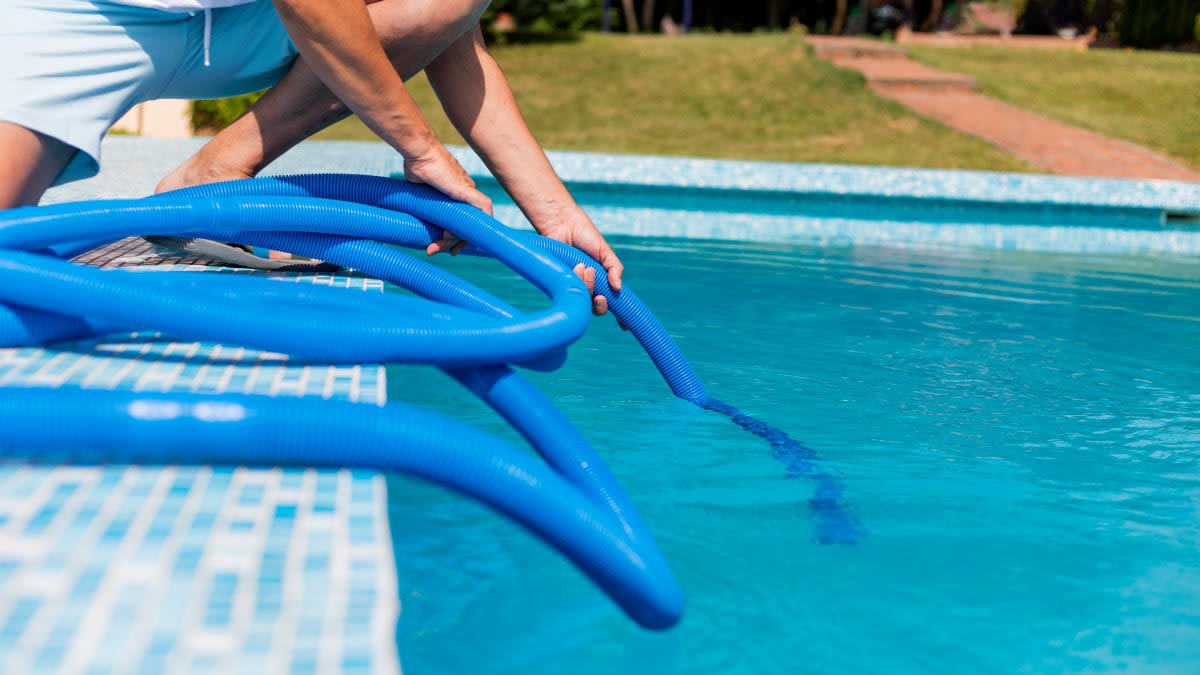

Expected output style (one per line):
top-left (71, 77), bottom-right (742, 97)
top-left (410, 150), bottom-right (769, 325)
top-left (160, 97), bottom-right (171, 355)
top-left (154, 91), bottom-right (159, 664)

top-left (0, 173), bottom-right (862, 631)
top-left (149, 174), bottom-right (864, 546)
top-left (155, 174), bottom-right (862, 545)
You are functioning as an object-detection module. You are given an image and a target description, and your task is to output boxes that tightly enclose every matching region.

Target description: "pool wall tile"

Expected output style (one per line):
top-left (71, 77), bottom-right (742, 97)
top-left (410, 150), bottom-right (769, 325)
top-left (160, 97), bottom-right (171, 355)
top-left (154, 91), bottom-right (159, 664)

top-left (448, 148), bottom-right (1200, 256)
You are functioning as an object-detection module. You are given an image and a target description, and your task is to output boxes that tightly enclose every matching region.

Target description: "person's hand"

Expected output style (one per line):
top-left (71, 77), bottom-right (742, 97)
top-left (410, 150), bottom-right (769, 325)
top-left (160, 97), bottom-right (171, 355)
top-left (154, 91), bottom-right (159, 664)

top-left (427, 201), bottom-right (623, 317)
top-left (405, 147), bottom-right (493, 255)
top-left (540, 209), bottom-right (624, 317)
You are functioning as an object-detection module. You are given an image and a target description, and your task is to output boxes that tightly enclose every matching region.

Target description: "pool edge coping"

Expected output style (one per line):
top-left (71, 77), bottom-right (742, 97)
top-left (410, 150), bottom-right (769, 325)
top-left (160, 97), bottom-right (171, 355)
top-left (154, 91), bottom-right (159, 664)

top-left (87, 137), bottom-right (1200, 215)
top-left (447, 145), bottom-right (1200, 214)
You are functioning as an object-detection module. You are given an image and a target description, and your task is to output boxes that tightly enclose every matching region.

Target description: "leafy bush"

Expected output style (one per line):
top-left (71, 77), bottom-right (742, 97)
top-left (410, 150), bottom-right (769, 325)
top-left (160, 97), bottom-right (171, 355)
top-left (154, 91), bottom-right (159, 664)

top-left (481, 0), bottom-right (605, 43)
top-left (1195, 12), bottom-right (1200, 43)
top-left (1087, 0), bottom-right (1121, 35)
top-left (191, 92), bottom-right (264, 132)
top-left (1015, 0), bottom-right (1092, 35)
top-left (1118, 0), bottom-right (1200, 47)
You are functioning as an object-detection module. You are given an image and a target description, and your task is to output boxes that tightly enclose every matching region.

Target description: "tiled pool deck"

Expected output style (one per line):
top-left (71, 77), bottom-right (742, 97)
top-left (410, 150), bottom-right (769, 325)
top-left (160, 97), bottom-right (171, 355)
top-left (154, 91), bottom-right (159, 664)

top-left (6, 140), bottom-right (413, 674)
top-left (0, 244), bottom-right (397, 670)
top-left (6, 137), bottom-right (1200, 674)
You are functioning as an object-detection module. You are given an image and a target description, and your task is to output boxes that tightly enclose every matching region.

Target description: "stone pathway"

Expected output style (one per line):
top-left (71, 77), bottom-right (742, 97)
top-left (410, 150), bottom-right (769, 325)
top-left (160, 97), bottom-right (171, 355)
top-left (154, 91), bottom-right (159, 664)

top-left (807, 36), bottom-right (1200, 181)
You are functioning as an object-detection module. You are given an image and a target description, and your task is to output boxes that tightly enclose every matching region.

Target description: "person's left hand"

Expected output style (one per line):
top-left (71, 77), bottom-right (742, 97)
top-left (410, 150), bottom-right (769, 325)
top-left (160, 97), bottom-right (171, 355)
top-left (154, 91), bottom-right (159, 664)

top-left (428, 207), bottom-right (623, 317)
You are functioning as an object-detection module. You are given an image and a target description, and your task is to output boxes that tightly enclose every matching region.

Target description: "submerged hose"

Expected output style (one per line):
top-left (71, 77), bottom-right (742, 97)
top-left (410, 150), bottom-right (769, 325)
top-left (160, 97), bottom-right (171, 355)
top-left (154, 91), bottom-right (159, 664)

top-left (0, 173), bottom-right (861, 631)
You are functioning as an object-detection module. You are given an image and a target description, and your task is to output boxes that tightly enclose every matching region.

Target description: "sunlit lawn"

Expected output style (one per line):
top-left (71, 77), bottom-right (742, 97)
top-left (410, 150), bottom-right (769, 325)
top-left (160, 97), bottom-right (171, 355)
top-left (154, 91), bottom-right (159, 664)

top-left (315, 33), bottom-right (1029, 171)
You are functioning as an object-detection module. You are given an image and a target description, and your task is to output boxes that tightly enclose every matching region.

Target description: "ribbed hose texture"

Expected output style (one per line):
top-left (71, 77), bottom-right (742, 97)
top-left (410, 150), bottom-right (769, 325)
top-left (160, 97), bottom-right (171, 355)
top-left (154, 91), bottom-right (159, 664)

top-left (0, 388), bottom-right (681, 629)
top-left (204, 174), bottom-right (862, 545)
top-left (0, 172), bottom-right (864, 630)
top-left (0, 175), bottom-right (687, 628)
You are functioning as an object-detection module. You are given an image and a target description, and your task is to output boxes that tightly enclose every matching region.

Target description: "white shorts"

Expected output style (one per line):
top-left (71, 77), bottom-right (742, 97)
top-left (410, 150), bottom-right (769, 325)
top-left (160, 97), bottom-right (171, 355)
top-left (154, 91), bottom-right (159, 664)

top-left (0, 0), bottom-right (297, 184)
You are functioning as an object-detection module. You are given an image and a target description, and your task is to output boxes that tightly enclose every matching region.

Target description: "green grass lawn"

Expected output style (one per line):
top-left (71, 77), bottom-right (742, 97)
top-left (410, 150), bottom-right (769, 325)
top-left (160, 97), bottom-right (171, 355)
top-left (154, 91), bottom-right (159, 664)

top-left (314, 33), bottom-right (1029, 172)
top-left (910, 46), bottom-right (1200, 170)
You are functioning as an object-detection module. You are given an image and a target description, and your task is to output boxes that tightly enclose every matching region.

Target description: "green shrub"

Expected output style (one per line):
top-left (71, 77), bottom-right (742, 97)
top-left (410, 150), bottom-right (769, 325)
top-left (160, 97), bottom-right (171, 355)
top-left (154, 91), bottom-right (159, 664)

top-left (191, 92), bottom-right (264, 132)
top-left (481, 0), bottom-right (604, 43)
top-left (1015, 0), bottom-right (1091, 35)
top-left (1118, 0), bottom-right (1200, 48)
top-left (1194, 12), bottom-right (1200, 43)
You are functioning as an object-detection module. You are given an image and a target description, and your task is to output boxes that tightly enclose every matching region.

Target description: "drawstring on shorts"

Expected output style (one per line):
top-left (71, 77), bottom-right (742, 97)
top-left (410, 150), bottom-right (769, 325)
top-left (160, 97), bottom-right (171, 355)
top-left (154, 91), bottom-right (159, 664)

top-left (202, 8), bottom-right (212, 66)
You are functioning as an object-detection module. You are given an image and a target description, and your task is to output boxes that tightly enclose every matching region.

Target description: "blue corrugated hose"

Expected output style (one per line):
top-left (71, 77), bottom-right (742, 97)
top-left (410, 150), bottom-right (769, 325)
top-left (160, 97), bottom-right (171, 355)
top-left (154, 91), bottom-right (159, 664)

top-left (0, 173), bottom-right (862, 630)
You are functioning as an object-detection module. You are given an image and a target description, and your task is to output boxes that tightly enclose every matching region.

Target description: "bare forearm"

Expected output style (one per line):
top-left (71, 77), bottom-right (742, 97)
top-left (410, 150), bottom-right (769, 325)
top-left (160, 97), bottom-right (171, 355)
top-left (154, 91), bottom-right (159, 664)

top-left (270, 0), bottom-right (436, 159)
top-left (425, 29), bottom-right (581, 231)
top-left (173, 0), bottom-right (491, 213)
top-left (424, 27), bottom-right (624, 299)
top-left (193, 0), bottom-right (487, 176)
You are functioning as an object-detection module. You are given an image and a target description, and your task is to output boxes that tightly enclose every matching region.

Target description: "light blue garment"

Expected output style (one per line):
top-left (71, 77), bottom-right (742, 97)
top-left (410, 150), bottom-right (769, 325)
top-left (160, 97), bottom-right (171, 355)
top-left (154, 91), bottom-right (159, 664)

top-left (0, 0), bottom-right (296, 185)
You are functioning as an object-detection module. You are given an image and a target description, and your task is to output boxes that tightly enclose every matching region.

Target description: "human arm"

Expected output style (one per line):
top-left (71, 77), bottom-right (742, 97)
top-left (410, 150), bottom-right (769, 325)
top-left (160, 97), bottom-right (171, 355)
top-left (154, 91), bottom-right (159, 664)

top-left (423, 26), bottom-right (623, 315)
top-left (268, 0), bottom-right (490, 212)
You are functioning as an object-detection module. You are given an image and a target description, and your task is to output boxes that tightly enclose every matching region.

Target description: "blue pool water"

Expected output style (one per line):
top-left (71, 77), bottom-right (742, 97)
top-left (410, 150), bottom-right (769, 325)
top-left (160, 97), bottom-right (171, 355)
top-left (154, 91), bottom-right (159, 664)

top-left (384, 237), bottom-right (1200, 674)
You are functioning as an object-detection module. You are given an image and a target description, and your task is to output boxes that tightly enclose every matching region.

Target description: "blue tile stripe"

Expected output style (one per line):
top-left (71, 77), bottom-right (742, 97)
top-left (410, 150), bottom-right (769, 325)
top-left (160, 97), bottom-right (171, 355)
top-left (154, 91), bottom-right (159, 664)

top-left (445, 145), bottom-right (1200, 212)
top-left (469, 145), bottom-right (1200, 255)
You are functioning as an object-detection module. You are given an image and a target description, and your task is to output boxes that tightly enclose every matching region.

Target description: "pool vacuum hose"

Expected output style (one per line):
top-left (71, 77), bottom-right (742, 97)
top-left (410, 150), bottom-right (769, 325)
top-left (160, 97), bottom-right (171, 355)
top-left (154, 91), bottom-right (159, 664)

top-left (0, 174), bottom-right (861, 630)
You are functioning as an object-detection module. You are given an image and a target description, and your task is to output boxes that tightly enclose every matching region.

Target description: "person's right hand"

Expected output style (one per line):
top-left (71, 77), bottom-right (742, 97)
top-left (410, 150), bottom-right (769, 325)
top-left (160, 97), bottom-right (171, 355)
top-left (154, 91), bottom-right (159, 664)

top-left (404, 146), bottom-right (492, 255)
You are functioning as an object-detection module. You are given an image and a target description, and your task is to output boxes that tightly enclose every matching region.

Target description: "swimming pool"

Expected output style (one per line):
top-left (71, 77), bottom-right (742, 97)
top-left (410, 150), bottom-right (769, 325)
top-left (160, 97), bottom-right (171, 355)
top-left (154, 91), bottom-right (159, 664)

top-left (389, 237), bottom-right (1200, 673)
top-left (28, 138), bottom-right (1200, 673)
